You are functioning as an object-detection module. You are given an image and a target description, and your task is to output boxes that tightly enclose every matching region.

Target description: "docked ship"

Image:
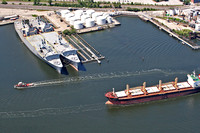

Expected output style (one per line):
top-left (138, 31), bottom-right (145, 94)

top-left (41, 32), bottom-right (85, 71)
top-left (14, 18), bottom-right (84, 74)
top-left (105, 72), bottom-right (200, 105)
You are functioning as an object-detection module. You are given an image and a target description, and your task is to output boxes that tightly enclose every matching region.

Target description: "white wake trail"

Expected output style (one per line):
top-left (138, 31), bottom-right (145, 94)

top-left (29, 69), bottom-right (187, 88)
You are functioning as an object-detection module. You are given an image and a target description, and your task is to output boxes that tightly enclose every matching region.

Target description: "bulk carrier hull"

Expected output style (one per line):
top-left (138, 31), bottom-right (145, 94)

top-left (105, 87), bottom-right (200, 105)
top-left (105, 73), bottom-right (200, 105)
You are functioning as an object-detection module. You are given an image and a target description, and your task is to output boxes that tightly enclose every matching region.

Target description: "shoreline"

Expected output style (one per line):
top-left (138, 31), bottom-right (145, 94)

top-left (0, 6), bottom-right (199, 50)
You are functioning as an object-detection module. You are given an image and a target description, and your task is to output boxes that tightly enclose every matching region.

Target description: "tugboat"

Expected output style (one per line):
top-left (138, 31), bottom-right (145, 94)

top-left (14, 82), bottom-right (34, 89)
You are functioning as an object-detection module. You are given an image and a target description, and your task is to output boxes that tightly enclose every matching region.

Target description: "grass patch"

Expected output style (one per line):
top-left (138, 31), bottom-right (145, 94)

top-left (36, 9), bottom-right (49, 11)
top-left (32, 14), bottom-right (38, 17)
top-left (172, 29), bottom-right (192, 38)
top-left (126, 7), bottom-right (157, 12)
top-left (157, 16), bottom-right (188, 24)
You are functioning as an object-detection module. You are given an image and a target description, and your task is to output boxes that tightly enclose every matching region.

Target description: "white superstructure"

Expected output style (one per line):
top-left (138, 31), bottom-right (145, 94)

top-left (187, 72), bottom-right (200, 88)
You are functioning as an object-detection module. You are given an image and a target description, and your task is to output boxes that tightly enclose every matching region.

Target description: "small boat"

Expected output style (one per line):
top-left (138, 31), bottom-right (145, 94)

top-left (14, 82), bottom-right (34, 89)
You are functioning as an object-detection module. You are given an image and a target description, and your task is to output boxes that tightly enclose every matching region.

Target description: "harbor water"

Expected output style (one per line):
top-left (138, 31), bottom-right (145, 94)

top-left (1, 16), bottom-right (200, 133)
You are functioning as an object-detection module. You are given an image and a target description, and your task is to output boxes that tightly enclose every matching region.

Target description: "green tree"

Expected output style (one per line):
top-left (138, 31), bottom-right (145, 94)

top-left (34, 0), bottom-right (37, 5)
top-left (37, 0), bottom-right (40, 5)
top-left (2, 0), bottom-right (7, 4)
top-left (63, 29), bottom-right (71, 35)
top-left (48, 0), bottom-right (52, 6)
top-left (63, 26), bottom-right (76, 36)
top-left (34, 0), bottom-right (40, 5)
top-left (183, 0), bottom-right (190, 5)
top-left (113, 2), bottom-right (121, 8)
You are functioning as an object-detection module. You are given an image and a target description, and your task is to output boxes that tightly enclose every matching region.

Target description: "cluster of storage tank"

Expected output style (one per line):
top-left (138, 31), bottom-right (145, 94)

top-left (60, 9), bottom-right (113, 29)
top-left (166, 9), bottom-right (182, 16)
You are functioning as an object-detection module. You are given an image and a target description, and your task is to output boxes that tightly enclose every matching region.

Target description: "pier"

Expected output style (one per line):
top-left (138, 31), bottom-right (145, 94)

top-left (139, 14), bottom-right (200, 50)
top-left (0, 20), bottom-right (14, 26)
top-left (71, 19), bottom-right (120, 34)
top-left (65, 34), bottom-right (105, 64)
top-left (0, 9), bottom-right (106, 64)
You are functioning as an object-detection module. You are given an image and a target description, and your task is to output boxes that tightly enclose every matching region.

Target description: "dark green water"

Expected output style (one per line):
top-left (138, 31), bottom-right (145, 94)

top-left (1, 16), bottom-right (200, 133)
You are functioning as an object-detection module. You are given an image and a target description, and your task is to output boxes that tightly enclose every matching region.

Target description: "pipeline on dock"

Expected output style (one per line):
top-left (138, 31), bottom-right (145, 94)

top-left (65, 34), bottom-right (105, 64)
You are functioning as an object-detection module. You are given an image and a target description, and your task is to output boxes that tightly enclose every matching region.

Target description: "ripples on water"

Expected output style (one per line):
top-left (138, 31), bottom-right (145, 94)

top-left (32, 69), bottom-right (187, 88)
top-left (1, 16), bottom-right (200, 132)
top-left (0, 103), bottom-right (105, 119)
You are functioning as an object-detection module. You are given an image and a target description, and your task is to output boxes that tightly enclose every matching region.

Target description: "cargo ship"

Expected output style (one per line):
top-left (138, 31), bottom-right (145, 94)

top-left (105, 72), bottom-right (200, 105)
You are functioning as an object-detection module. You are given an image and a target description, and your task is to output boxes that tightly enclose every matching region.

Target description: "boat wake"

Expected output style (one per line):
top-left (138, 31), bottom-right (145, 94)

top-left (32, 69), bottom-right (187, 88)
top-left (0, 103), bottom-right (105, 119)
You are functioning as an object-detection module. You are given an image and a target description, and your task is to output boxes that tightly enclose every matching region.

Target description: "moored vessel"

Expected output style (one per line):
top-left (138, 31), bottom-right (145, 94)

top-left (14, 18), bottom-right (65, 73)
top-left (105, 72), bottom-right (200, 105)
top-left (14, 17), bottom-right (84, 74)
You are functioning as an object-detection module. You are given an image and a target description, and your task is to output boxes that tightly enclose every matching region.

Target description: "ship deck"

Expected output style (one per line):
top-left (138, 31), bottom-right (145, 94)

top-left (41, 32), bottom-right (75, 53)
top-left (26, 34), bottom-right (57, 56)
top-left (115, 82), bottom-right (193, 100)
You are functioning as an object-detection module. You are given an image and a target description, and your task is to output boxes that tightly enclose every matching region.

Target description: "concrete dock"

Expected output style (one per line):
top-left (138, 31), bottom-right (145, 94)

top-left (140, 14), bottom-right (200, 50)
top-left (0, 20), bottom-right (14, 26)
top-left (65, 34), bottom-right (105, 64)
top-left (0, 8), bottom-right (106, 64)
top-left (76, 20), bottom-right (120, 34)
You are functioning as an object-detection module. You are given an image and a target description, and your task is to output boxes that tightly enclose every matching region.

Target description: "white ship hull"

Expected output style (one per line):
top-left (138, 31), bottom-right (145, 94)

top-left (14, 22), bottom-right (65, 74)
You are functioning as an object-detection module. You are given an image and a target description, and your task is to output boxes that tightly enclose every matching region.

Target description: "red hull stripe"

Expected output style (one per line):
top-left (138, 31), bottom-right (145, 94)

top-left (106, 88), bottom-right (200, 105)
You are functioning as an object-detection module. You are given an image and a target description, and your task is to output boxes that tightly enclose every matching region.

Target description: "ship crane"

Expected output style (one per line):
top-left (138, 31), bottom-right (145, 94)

top-left (105, 72), bottom-right (200, 105)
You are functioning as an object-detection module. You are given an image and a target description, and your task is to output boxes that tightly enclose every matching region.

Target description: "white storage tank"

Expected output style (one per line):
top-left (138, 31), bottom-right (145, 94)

top-left (69, 17), bottom-right (79, 25)
top-left (85, 18), bottom-right (95, 28)
top-left (74, 21), bottom-right (83, 29)
top-left (86, 10), bottom-right (95, 17)
top-left (196, 19), bottom-right (200, 24)
top-left (82, 12), bottom-right (88, 16)
top-left (167, 10), bottom-right (175, 16)
top-left (193, 11), bottom-right (198, 17)
top-left (61, 13), bottom-right (66, 18)
top-left (106, 16), bottom-right (112, 23)
top-left (96, 16), bottom-right (106, 25)
top-left (65, 13), bottom-right (74, 21)
top-left (60, 10), bottom-right (70, 18)
top-left (74, 10), bottom-right (84, 16)
top-left (195, 24), bottom-right (200, 31)
top-left (95, 12), bottom-right (104, 21)
top-left (60, 10), bottom-right (70, 15)
top-left (92, 12), bottom-right (101, 21)
top-left (174, 9), bottom-right (180, 15)
top-left (103, 13), bottom-right (109, 16)
top-left (74, 14), bottom-right (82, 20)
top-left (103, 14), bottom-right (110, 19)
top-left (81, 15), bottom-right (90, 23)
top-left (97, 12), bottom-right (104, 16)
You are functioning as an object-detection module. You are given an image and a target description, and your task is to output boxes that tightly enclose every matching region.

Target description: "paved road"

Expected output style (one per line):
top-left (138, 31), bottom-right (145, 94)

top-left (0, 2), bottom-right (192, 11)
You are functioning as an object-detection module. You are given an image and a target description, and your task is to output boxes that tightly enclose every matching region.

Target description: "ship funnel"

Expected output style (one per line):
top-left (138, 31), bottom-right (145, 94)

top-left (159, 80), bottom-right (162, 91)
top-left (175, 77), bottom-right (178, 88)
